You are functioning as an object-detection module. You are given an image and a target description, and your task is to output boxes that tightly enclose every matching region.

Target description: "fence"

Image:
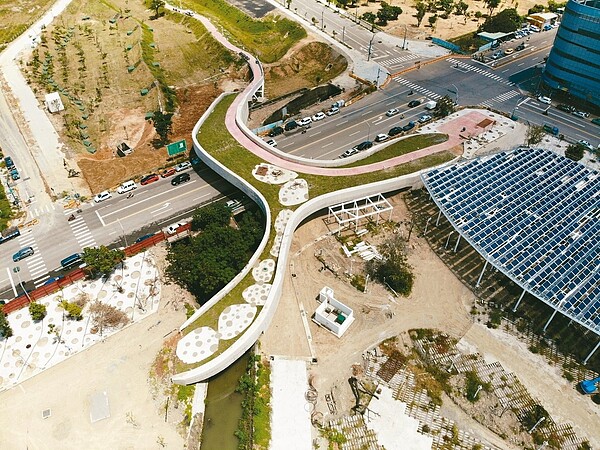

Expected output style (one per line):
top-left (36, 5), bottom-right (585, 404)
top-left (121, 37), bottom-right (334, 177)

top-left (432, 37), bottom-right (465, 54)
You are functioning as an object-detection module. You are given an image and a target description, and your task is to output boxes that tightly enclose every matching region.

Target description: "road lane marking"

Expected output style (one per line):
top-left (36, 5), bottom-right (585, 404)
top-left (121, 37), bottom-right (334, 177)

top-left (6, 268), bottom-right (17, 297)
top-left (349, 131), bottom-right (360, 136)
top-left (95, 210), bottom-right (106, 226)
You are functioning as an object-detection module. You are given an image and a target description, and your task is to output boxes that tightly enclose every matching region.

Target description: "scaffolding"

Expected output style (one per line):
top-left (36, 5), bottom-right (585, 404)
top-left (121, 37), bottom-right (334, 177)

top-left (327, 193), bottom-right (393, 233)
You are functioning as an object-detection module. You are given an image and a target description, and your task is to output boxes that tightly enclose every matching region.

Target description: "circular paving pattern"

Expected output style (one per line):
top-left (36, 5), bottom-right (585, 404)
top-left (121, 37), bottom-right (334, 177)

top-left (242, 283), bottom-right (271, 306)
top-left (218, 304), bottom-right (257, 340)
top-left (252, 259), bottom-right (275, 283)
top-left (252, 163), bottom-right (297, 185)
top-left (279, 178), bottom-right (309, 206)
top-left (274, 209), bottom-right (293, 233)
top-left (176, 327), bottom-right (219, 364)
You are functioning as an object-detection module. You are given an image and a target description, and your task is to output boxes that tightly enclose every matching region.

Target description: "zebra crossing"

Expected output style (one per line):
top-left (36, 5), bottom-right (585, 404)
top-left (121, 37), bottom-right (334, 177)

top-left (66, 209), bottom-right (97, 250)
top-left (447, 58), bottom-right (514, 86)
top-left (391, 77), bottom-right (442, 100)
top-left (29, 202), bottom-right (56, 218)
top-left (479, 90), bottom-right (521, 107)
top-left (377, 53), bottom-right (420, 68)
top-left (15, 233), bottom-right (49, 287)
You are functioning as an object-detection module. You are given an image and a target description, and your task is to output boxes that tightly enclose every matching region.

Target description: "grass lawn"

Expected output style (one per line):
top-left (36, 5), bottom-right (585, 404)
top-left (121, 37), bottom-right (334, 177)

top-left (174, 93), bottom-right (454, 372)
top-left (0, 0), bottom-right (56, 48)
top-left (341, 133), bottom-right (449, 168)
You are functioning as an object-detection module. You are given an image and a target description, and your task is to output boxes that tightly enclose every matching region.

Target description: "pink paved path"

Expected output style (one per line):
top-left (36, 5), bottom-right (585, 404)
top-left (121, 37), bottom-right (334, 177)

top-left (196, 8), bottom-right (490, 176)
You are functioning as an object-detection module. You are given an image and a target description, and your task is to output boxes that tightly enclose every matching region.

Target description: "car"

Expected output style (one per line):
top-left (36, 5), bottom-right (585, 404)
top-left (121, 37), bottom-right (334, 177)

top-left (284, 120), bottom-right (298, 131)
top-left (577, 140), bottom-right (594, 151)
top-left (117, 180), bottom-right (137, 193)
top-left (491, 41), bottom-right (500, 49)
top-left (592, 118), bottom-right (600, 126)
top-left (265, 139), bottom-right (277, 147)
top-left (543, 24), bottom-right (552, 31)
top-left (572, 110), bottom-right (590, 118)
top-left (135, 233), bottom-right (155, 244)
top-left (515, 43), bottom-right (526, 51)
top-left (269, 126), bottom-right (284, 137)
top-left (190, 156), bottom-right (201, 166)
top-left (537, 96), bottom-right (552, 105)
top-left (353, 141), bottom-right (373, 151)
top-left (505, 48), bottom-right (514, 55)
top-left (326, 107), bottom-right (340, 116)
top-left (491, 51), bottom-right (504, 60)
top-left (10, 169), bottom-right (20, 180)
top-left (529, 25), bottom-right (540, 32)
top-left (418, 114), bottom-right (432, 123)
top-left (389, 126), bottom-right (404, 136)
top-left (402, 121), bottom-right (416, 132)
top-left (557, 104), bottom-right (575, 113)
top-left (340, 148), bottom-right (359, 158)
top-left (13, 246), bottom-right (34, 262)
top-left (43, 276), bottom-right (64, 286)
top-left (171, 172), bottom-right (191, 186)
top-left (160, 168), bottom-right (176, 178)
top-left (175, 161), bottom-right (192, 172)
top-left (386, 108), bottom-right (400, 117)
top-left (312, 112), bottom-right (326, 121)
top-left (61, 253), bottom-right (83, 269)
top-left (94, 191), bottom-right (112, 203)
top-left (408, 100), bottom-right (421, 108)
top-left (4, 156), bottom-right (14, 170)
top-left (375, 134), bottom-right (389, 142)
top-left (166, 222), bottom-right (187, 235)
top-left (140, 174), bottom-right (159, 185)
top-left (297, 117), bottom-right (312, 126)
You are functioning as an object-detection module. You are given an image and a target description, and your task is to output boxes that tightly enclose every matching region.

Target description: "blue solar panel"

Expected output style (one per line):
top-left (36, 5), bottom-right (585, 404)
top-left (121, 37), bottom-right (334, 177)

top-left (422, 148), bottom-right (600, 335)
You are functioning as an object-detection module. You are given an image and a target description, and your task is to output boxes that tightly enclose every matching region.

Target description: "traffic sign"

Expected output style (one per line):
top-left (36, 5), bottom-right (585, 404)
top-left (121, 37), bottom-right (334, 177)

top-left (166, 140), bottom-right (187, 156)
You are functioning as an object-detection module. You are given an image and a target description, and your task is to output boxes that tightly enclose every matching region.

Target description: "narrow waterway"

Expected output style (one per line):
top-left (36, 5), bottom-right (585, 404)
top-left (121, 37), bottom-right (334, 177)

top-left (200, 352), bottom-right (250, 450)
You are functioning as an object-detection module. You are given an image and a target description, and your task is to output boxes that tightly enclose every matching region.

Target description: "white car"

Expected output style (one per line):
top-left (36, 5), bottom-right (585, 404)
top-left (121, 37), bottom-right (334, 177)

top-left (340, 148), bottom-right (359, 158)
top-left (572, 110), bottom-right (589, 118)
top-left (538, 96), bottom-right (552, 105)
top-left (175, 161), bottom-right (192, 172)
top-left (166, 222), bottom-right (187, 235)
top-left (265, 139), bottom-right (277, 147)
top-left (312, 112), bottom-right (326, 121)
top-left (94, 191), bottom-right (112, 203)
top-left (297, 117), bottom-right (312, 126)
top-left (386, 108), bottom-right (400, 117)
top-left (418, 114), bottom-right (432, 123)
top-left (577, 140), bottom-right (594, 151)
top-left (117, 180), bottom-right (137, 194)
top-left (326, 107), bottom-right (339, 116)
top-left (375, 133), bottom-right (389, 142)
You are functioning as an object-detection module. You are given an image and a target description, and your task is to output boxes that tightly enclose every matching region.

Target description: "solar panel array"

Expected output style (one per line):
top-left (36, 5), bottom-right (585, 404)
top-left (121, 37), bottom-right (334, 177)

top-left (422, 148), bottom-right (600, 334)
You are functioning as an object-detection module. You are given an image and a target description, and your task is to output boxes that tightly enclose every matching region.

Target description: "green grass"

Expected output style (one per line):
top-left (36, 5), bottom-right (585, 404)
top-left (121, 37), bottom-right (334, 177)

top-left (254, 358), bottom-right (272, 448)
top-left (0, 174), bottom-right (15, 230)
top-left (341, 133), bottom-right (449, 168)
top-left (182, 0), bottom-right (306, 63)
top-left (174, 93), bottom-right (454, 373)
top-left (449, 31), bottom-right (485, 53)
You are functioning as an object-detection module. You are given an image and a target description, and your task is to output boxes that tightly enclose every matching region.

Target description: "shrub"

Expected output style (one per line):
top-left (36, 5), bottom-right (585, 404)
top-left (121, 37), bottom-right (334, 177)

top-left (60, 300), bottom-right (83, 320)
top-left (29, 302), bottom-right (47, 321)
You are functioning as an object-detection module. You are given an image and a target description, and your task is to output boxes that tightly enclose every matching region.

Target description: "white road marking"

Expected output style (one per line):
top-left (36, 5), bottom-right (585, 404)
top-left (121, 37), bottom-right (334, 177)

top-left (95, 210), bottom-right (106, 226)
top-left (6, 268), bottom-right (17, 297)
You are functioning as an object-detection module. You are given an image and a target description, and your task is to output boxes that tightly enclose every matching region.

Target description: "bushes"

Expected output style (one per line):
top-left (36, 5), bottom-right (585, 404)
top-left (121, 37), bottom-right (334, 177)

top-left (366, 234), bottom-right (414, 297)
top-left (29, 302), bottom-right (47, 321)
top-left (0, 306), bottom-right (13, 338)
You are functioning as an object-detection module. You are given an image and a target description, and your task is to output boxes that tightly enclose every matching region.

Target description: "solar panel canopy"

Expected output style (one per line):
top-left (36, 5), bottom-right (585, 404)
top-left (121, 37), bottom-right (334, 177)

top-left (421, 148), bottom-right (600, 334)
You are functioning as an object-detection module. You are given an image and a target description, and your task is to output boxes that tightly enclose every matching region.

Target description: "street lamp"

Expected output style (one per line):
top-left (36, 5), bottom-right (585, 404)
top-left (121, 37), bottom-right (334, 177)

top-left (367, 32), bottom-right (380, 62)
top-left (13, 267), bottom-right (31, 302)
top-left (451, 83), bottom-right (459, 105)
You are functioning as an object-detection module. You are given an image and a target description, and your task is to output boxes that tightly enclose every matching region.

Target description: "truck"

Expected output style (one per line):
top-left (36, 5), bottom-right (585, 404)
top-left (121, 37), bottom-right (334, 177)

top-left (543, 123), bottom-right (559, 136)
top-left (424, 101), bottom-right (437, 110)
top-left (0, 226), bottom-right (20, 244)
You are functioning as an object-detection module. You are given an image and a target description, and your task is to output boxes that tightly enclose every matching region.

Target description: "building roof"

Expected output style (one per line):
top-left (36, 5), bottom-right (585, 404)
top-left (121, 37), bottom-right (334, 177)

top-left (529, 12), bottom-right (558, 20)
top-left (421, 148), bottom-right (600, 334)
top-left (477, 31), bottom-right (513, 41)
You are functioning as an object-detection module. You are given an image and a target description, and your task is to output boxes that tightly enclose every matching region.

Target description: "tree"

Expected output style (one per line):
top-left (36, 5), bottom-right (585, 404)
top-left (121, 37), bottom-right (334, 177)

top-left (454, 1), bottom-right (468, 15)
top-left (60, 300), bottom-right (83, 321)
top-left (192, 203), bottom-right (231, 232)
top-left (428, 14), bottom-right (438, 30)
top-left (377, 2), bottom-right (402, 25)
top-left (484, 0), bottom-right (501, 16)
top-left (29, 302), bottom-right (47, 321)
top-left (361, 12), bottom-right (377, 24)
top-left (366, 235), bottom-right (415, 297)
top-left (433, 95), bottom-right (455, 118)
top-left (89, 302), bottom-right (129, 335)
top-left (152, 111), bottom-right (174, 148)
top-left (527, 4), bottom-right (545, 14)
top-left (82, 246), bottom-right (125, 278)
top-left (526, 124), bottom-right (545, 146)
top-left (150, 0), bottom-right (165, 19)
top-left (0, 306), bottom-right (12, 339)
top-left (480, 8), bottom-right (521, 33)
top-left (415, 1), bottom-right (427, 27)
top-left (438, 0), bottom-right (454, 18)
top-left (565, 143), bottom-right (585, 161)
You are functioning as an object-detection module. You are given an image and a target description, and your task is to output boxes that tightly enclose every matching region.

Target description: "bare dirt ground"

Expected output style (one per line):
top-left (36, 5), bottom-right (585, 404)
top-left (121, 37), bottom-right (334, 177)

top-left (0, 245), bottom-right (192, 449)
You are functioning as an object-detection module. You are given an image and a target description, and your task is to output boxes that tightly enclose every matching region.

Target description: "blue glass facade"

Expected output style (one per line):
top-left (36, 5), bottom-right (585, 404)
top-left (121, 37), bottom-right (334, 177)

top-left (542, 0), bottom-right (600, 107)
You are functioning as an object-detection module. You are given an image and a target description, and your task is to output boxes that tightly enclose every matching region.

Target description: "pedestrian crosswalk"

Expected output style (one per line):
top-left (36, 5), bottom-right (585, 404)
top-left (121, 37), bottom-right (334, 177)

top-left (376, 53), bottom-right (420, 68)
top-left (447, 58), bottom-right (514, 86)
top-left (15, 233), bottom-right (49, 287)
top-left (479, 90), bottom-right (521, 107)
top-left (391, 77), bottom-right (442, 100)
top-left (66, 209), bottom-right (97, 250)
top-left (29, 202), bottom-right (56, 218)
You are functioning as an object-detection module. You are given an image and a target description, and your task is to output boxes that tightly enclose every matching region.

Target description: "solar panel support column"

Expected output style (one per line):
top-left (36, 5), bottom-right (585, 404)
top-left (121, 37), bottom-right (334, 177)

top-left (476, 260), bottom-right (489, 288)
top-left (543, 309), bottom-right (559, 332)
top-left (512, 289), bottom-right (526, 312)
top-left (444, 231), bottom-right (455, 249)
top-left (584, 340), bottom-right (600, 365)
top-left (453, 234), bottom-right (461, 253)
top-left (424, 217), bottom-right (432, 235)
top-left (435, 209), bottom-right (442, 226)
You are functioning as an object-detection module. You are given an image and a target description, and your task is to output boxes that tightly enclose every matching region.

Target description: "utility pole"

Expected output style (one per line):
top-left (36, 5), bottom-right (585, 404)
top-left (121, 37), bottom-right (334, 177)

top-left (402, 25), bottom-right (407, 50)
top-left (342, 26), bottom-right (345, 44)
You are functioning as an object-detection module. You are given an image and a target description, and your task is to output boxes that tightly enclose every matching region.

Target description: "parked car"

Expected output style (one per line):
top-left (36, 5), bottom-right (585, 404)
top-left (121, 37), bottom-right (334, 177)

top-left (505, 48), bottom-right (514, 55)
top-left (117, 180), bottom-right (137, 193)
top-left (4, 156), bottom-right (14, 170)
top-left (13, 246), bottom-right (34, 262)
top-left (171, 172), bottom-right (191, 186)
top-left (297, 117), bottom-right (312, 126)
top-left (577, 140), bottom-right (594, 151)
top-left (557, 104), bottom-right (575, 113)
top-left (312, 112), bottom-right (326, 121)
top-left (140, 173), bottom-right (160, 185)
top-left (265, 139), bottom-right (277, 147)
top-left (537, 96), bottom-right (552, 105)
top-left (386, 108), bottom-right (400, 117)
top-left (491, 51), bottom-right (504, 60)
top-left (340, 148), bottom-right (359, 158)
top-left (592, 118), bottom-right (600, 126)
top-left (94, 191), bottom-right (112, 202)
top-left (175, 161), bottom-right (192, 172)
top-left (375, 134), bottom-right (389, 142)
top-left (269, 126), bottom-right (284, 137)
top-left (43, 276), bottom-right (64, 286)
top-left (284, 120), bottom-right (298, 131)
top-left (160, 168), bottom-right (176, 178)
top-left (10, 169), bottom-right (20, 180)
top-left (515, 43), bottom-right (527, 51)
top-left (402, 121), bottom-right (416, 132)
top-left (572, 110), bottom-right (590, 118)
top-left (418, 114), bottom-right (432, 123)
top-left (529, 25), bottom-right (540, 32)
top-left (354, 141), bottom-right (373, 151)
top-left (408, 100), bottom-right (421, 108)
top-left (135, 233), bottom-right (155, 244)
top-left (166, 222), bottom-right (187, 235)
top-left (389, 126), bottom-right (404, 137)
top-left (326, 107), bottom-right (339, 116)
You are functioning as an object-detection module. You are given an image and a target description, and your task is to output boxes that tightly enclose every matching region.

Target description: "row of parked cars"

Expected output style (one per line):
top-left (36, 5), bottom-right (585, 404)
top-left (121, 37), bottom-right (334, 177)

top-left (93, 161), bottom-right (193, 203)
top-left (268, 100), bottom-right (346, 138)
top-left (3, 156), bottom-right (20, 181)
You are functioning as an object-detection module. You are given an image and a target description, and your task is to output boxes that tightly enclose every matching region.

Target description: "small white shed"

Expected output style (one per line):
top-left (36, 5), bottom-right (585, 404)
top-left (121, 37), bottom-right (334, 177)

top-left (45, 92), bottom-right (64, 113)
top-left (313, 287), bottom-right (355, 338)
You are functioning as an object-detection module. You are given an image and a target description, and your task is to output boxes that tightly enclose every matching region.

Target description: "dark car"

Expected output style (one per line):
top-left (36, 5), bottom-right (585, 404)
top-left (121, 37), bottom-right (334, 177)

top-left (557, 104), bottom-right (575, 113)
top-left (135, 233), bottom-right (156, 244)
top-left (4, 156), bottom-right (14, 170)
top-left (171, 172), bottom-right (191, 186)
top-left (140, 173), bottom-right (160, 185)
top-left (402, 121), bottom-right (416, 132)
top-left (13, 246), bottom-right (34, 262)
top-left (269, 126), bottom-right (284, 137)
top-left (44, 276), bottom-right (64, 286)
top-left (592, 118), bottom-right (600, 126)
top-left (408, 100), bottom-right (421, 108)
top-left (284, 121), bottom-right (298, 131)
top-left (354, 141), bottom-right (373, 151)
top-left (389, 126), bottom-right (404, 137)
